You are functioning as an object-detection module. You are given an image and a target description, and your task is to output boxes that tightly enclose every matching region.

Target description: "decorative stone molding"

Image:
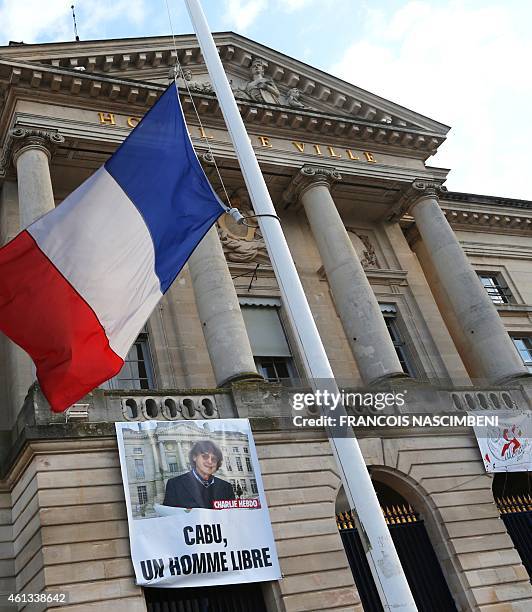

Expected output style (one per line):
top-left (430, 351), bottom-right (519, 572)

top-left (121, 394), bottom-right (218, 421)
top-left (0, 58), bottom-right (445, 155)
top-left (442, 208), bottom-right (532, 231)
top-left (283, 165), bottom-right (342, 205)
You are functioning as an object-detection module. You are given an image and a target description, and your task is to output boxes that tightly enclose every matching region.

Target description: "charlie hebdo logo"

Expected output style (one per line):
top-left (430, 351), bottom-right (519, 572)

top-left (486, 423), bottom-right (529, 467)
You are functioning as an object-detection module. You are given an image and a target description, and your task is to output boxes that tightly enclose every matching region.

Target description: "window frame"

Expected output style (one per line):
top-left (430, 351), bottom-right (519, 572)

top-left (102, 331), bottom-right (155, 390)
top-left (477, 271), bottom-right (513, 305)
top-left (380, 304), bottom-right (415, 377)
top-left (511, 335), bottom-right (532, 372)
top-left (137, 485), bottom-right (148, 505)
top-left (239, 298), bottom-right (300, 384)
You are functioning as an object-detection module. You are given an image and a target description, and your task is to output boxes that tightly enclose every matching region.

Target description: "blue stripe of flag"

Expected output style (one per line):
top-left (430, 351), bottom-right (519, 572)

top-left (105, 84), bottom-right (223, 294)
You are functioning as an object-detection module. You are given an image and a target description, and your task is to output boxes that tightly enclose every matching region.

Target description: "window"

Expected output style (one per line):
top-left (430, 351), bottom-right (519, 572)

top-left (134, 459), bottom-right (145, 480)
top-left (137, 485), bottom-right (148, 505)
top-left (511, 336), bottom-right (532, 372)
top-left (102, 332), bottom-right (154, 390)
top-left (236, 456), bottom-right (243, 471)
top-left (133, 447), bottom-right (142, 454)
top-left (240, 479), bottom-right (248, 492)
top-left (240, 299), bottom-right (297, 383)
top-left (380, 304), bottom-right (414, 377)
top-left (245, 457), bottom-right (252, 472)
top-left (169, 462), bottom-right (178, 473)
top-left (255, 357), bottom-right (296, 383)
top-left (250, 479), bottom-right (258, 494)
top-left (477, 272), bottom-right (512, 304)
top-left (226, 459), bottom-right (233, 471)
top-left (233, 446), bottom-right (239, 453)
top-left (243, 447), bottom-right (249, 454)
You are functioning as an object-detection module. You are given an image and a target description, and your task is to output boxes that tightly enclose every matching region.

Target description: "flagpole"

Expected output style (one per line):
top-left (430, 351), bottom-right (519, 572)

top-left (183, 1), bottom-right (417, 609)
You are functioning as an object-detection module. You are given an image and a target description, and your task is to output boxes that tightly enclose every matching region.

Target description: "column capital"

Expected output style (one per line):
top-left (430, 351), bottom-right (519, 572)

top-left (10, 127), bottom-right (65, 166)
top-left (283, 165), bottom-right (342, 206)
top-left (388, 179), bottom-right (447, 221)
top-left (405, 179), bottom-right (447, 211)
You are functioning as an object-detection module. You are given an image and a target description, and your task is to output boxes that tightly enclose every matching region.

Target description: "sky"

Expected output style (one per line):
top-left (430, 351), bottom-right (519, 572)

top-left (0, 0), bottom-right (529, 200)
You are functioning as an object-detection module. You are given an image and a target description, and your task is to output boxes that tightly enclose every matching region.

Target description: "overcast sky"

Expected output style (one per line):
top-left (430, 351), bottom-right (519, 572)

top-left (0, 0), bottom-right (529, 200)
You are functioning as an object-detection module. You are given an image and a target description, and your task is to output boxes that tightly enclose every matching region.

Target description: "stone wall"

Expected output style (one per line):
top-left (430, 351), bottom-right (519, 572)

top-left (2, 428), bottom-right (530, 611)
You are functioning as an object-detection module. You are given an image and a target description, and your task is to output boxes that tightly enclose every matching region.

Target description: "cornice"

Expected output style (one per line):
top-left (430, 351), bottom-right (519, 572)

top-left (0, 57), bottom-right (163, 107)
top-left (0, 33), bottom-right (450, 135)
top-left (402, 209), bottom-right (532, 248)
top-left (442, 208), bottom-right (532, 232)
top-left (0, 58), bottom-right (447, 158)
top-left (443, 191), bottom-right (532, 211)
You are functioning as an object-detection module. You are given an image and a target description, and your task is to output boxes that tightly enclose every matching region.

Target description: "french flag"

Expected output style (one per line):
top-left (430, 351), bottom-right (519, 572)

top-left (0, 85), bottom-right (224, 412)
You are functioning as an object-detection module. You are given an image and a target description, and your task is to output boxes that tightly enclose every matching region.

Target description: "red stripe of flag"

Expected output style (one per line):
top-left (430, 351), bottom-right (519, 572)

top-left (0, 231), bottom-right (124, 411)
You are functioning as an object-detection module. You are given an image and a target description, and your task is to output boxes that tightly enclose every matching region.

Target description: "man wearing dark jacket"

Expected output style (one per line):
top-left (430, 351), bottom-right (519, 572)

top-left (163, 440), bottom-right (235, 509)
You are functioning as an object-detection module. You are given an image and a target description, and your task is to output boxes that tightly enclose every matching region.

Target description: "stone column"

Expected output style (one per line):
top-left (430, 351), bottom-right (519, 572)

top-left (1, 130), bottom-right (63, 425)
top-left (10, 128), bottom-right (64, 228)
top-left (158, 441), bottom-right (169, 472)
top-left (188, 225), bottom-right (260, 386)
top-left (284, 166), bottom-right (405, 384)
top-left (177, 443), bottom-right (186, 470)
top-left (148, 432), bottom-right (164, 498)
top-left (407, 180), bottom-right (528, 382)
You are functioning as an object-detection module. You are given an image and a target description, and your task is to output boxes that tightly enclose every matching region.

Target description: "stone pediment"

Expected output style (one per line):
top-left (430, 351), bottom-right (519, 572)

top-left (0, 32), bottom-right (449, 140)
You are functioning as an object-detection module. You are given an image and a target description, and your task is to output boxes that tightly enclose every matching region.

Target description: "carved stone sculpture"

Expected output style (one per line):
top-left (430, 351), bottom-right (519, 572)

top-left (286, 87), bottom-right (309, 109)
top-left (348, 230), bottom-right (380, 269)
top-left (217, 188), bottom-right (269, 264)
top-left (179, 68), bottom-right (213, 94)
top-left (244, 58), bottom-right (281, 105)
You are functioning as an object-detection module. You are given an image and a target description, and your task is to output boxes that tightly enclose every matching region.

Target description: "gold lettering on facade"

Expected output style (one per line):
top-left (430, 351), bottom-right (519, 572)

top-left (95, 114), bottom-right (379, 164)
top-left (258, 135), bottom-right (273, 148)
top-left (199, 126), bottom-right (214, 140)
top-left (98, 112), bottom-right (116, 125)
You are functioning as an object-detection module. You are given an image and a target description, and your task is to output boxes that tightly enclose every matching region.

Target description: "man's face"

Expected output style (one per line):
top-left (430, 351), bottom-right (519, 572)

top-left (193, 451), bottom-right (218, 479)
top-left (251, 62), bottom-right (264, 78)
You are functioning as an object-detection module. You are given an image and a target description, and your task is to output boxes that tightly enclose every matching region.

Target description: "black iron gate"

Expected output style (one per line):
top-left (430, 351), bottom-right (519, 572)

top-left (144, 582), bottom-right (268, 612)
top-left (496, 495), bottom-right (532, 579)
top-left (337, 505), bottom-right (458, 612)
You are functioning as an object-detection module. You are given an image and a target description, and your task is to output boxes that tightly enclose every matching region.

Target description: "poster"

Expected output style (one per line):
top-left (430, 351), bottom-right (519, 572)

top-left (116, 419), bottom-right (281, 587)
top-left (474, 411), bottom-right (532, 472)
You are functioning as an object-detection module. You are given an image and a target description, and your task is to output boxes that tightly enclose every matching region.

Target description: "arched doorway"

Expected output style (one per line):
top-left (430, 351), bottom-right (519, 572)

top-left (492, 472), bottom-right (532, 579)
top-left (336, 480), bottom-right (458, 612)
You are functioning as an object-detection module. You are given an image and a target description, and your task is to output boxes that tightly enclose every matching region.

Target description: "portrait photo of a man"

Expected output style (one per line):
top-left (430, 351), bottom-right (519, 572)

top-left (163, 440), bottom-right (235, 509)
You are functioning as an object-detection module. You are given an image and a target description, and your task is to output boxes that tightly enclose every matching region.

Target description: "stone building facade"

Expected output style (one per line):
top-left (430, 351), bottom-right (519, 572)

top-left (0, 32), bottom-right (531, 612)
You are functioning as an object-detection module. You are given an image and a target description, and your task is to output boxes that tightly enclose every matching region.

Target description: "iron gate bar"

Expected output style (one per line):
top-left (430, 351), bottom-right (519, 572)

top-left (337, 506), bottom-right (458, 612)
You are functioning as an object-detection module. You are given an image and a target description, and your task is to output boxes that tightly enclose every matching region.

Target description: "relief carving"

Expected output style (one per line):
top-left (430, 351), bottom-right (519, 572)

top-left (348, 229), bottom-right (380, 269)
top-left (286, 87), bottom-right (310, 109)
top-left (176, 58), bottom-right (316, 111)
top-left (217, 188), bottom-right (270, 265)
top-left (244, 58), bottom-right (281, 105)
top-left (179, 68), bottom-right (213, 94)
